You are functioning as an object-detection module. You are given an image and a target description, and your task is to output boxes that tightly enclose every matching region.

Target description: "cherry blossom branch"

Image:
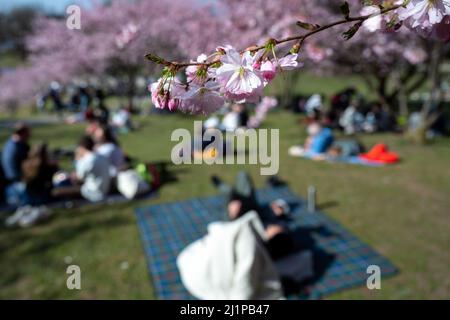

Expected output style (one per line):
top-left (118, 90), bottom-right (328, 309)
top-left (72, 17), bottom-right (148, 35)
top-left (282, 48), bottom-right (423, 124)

top-left (145, 2), bottom-right (406, 69)
top-left (146, 1), bottom-right (422, 116)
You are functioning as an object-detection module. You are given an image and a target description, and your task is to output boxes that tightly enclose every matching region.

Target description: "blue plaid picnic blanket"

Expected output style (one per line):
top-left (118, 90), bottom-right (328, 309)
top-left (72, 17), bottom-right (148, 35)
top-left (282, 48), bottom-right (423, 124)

top-left (135, 186), bottom-right (397, 299)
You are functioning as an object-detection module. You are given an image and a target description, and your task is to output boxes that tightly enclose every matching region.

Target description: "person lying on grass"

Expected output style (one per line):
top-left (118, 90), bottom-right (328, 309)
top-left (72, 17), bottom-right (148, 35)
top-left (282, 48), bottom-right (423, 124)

top-left (288, 123), bottom-right (399, 165)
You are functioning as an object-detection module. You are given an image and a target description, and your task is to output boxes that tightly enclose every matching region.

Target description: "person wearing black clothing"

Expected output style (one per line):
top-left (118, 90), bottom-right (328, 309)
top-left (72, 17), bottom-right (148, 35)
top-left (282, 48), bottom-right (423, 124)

top-left (21, 143), bottom-right (59, 205)
top-left (211, 171), bottom-right (294, 260)
top-left (1, 123), bottom-right (31, 205)
top-left (1, 123), bottom-right (31, 183)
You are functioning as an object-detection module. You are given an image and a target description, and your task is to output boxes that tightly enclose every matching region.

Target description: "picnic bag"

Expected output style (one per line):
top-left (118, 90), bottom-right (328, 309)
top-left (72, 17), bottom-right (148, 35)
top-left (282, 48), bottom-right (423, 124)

top-left (117, 169), bottom-right (150, 199)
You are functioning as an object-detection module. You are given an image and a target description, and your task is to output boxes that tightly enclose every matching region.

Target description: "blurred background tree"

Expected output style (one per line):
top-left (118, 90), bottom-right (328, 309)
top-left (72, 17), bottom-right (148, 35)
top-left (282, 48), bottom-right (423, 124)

top-left (0, 7), bottom-right (39, 60)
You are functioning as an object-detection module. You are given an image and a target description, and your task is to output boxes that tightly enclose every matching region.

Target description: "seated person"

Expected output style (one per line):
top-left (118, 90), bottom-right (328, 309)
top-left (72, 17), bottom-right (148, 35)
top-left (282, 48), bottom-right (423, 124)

top-left (227, 194), bottom-right (294, 260)
top-left (363, 102), bottom-right (382, 133)
top-left (85, 117), bottom-right (101, 136)
top-left (1, 123), bottom-right (31, 205)
top-left (1, 123), bottom-right (31, 183)
top-left (65, 107), bottom-right (96, 125)
top-left (288, 122), bottom-right (334, 159)
top-left (177, 210), bottom-right (284, 300)
top-left (0, 158), bottom-right (6, 203)
top-left (21, 143), bottom-right (59, 206)
top-left (191, 121), bottom-right (227, 161)
top-left (304, 93), bottom-right (324, 116)
top-left (92, 124), bottom-right (126, 177)
top-left (111, 107), bottom-right (133, 132)
top-left (52, 136), bottom-right (111, 202)
top-left (339, 98), bottom-right (365, 135)
top-left (221, 104), bottom-right (248, 132)
top-left (212, 171), bottom-right (294, 260)
top-left (177, 173), bottom-right (309, 300)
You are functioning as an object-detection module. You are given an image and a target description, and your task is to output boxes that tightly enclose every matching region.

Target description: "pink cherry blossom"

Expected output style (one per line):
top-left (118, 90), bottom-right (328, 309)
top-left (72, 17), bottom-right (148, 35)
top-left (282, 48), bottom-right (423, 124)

top-left (399, 0), bottom-right (450, 30)
top-left (361, 6), bottom-right (382, 32)
top-left (149, 77), bottom-right (184, 111)
top-left (221, 83), bottom-right (264, 104)
top-left (1, 0), bottom-right (445, 116)
top-left (277, 53), bottom-right (300, 70)
top-left (248, 96), bottom-right (278, 128)
top-left (186, 54), bottom-right (209, 84)
top-left (177, 82), bottom-right (225, 115)
top-left (305, 42), bottom-right (333, 62)
top-left (115, 22), bottom-right (139, 49)
top-left (260, 60), bottom-right (277, 82)
top-left (216, 48), bottom-right (264, 101)
top-left (403, 47), bottom-right (428, 64)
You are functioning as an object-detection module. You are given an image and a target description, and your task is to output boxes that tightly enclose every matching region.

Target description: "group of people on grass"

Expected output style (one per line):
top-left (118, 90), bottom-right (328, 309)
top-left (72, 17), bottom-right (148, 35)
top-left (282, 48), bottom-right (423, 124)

top-left (297, 88), bottom-right (398, 135)
top-left (37, 81), bottom-right (135, 132)
top-left (203, 103), bottom-right (250, 133)
top-left (0, 118), bottom-right (152, 227)
top-left (38, 81), bottom-right (107, 116)
top-left (295, 88), bottom-right (448, 138)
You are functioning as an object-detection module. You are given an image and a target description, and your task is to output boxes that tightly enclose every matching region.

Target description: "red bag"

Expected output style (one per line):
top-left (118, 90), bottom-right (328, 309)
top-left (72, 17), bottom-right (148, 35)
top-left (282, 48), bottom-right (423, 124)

top-left (359, 143), bottom-right (399, 164)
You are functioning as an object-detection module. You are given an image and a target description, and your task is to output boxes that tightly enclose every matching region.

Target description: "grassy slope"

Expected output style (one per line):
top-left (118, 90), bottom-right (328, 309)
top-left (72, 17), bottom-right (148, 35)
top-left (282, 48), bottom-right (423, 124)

top-left (0, 111), bottom-right (449, 299)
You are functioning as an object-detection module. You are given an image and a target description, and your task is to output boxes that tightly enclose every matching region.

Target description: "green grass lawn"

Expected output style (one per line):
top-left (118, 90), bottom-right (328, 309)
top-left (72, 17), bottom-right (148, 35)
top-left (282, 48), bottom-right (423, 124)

top-left (1, 111), bottom-right (449, 299)
top-left (0, 51), bottom-right (23, 69)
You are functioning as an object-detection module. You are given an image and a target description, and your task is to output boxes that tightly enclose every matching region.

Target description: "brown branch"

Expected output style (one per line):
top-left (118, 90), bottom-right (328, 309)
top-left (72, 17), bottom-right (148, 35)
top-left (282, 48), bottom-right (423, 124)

top-left (405, 71), bottom-right (429, 95)
top-left (145, 3), bottom-right (405, 68)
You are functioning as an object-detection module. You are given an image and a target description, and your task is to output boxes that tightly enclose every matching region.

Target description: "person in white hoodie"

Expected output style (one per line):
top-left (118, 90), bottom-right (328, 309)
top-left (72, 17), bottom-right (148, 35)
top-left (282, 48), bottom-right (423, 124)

top-left (92, 124), bottom-right (126, 178)
top-left (177, 198), bottom-right (314, 300)
top-left (177, 211), bottom-right (284, 300)
top-left (177, 172), bottom-right (314, 300)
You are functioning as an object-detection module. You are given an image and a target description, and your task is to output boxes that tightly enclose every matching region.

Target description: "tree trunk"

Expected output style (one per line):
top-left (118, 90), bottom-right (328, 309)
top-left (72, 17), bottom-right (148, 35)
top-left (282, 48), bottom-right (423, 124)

top-left (392, 70), bottom-right (409, 128)
top-left (363, 74), bottom-right (390, 108)
top-left (410, 42), bottom-right (443, 144)
top-left (280, 72), bottom-right (297, 109)
top-left (126, 71), bottom-right (137, 110)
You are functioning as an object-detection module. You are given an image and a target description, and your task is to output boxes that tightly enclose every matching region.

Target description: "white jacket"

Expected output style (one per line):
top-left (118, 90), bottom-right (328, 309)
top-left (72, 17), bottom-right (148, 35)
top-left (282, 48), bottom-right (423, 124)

top-left (176, 211), bottom-right (284, 300)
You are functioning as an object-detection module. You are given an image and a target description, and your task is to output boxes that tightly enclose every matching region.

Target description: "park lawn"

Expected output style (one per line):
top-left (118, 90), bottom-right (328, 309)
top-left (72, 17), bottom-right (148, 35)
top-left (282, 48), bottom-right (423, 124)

top-left (0, 51), bottom-right (23, 68)
top-left (0, 111), bottom-right (449, 299)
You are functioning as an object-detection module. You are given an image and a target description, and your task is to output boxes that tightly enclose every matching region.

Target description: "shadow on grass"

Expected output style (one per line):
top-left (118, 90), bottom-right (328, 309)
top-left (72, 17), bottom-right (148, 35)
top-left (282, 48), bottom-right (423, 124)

top-left (0, 213), bottom-right (132, 256)
top-left (0, 208), bottom-right (135, 296)
top-left (28, 215), bottom-right (131, 256)
top-left (283, 225), bottom-right (336, 298)
top-left (317, 200), bottom-right (339, 211)
top-left (257, 197), bottom-right (336, 298)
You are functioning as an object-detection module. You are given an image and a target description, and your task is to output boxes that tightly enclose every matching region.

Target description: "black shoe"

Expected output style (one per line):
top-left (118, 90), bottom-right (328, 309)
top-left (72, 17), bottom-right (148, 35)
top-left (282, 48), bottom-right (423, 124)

top-left (210, 175), bottom-right (222, 188)
top-left (267, 176), bottom-right (287, 187)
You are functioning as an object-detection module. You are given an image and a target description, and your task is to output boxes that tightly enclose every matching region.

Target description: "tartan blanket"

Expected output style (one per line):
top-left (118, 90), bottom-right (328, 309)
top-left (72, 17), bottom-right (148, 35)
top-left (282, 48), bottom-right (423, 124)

top-left (135, 186), bottom-right (397, 299)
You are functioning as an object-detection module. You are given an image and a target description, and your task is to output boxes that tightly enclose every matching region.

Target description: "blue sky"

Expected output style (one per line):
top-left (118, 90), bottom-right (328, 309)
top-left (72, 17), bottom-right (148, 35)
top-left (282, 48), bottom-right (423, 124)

top-left (0, 0), bottom-right (215, 14)
top-left (0, 0), bottom-right (96, 13)
top-left (0, 0), bottom-right (215, 13)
